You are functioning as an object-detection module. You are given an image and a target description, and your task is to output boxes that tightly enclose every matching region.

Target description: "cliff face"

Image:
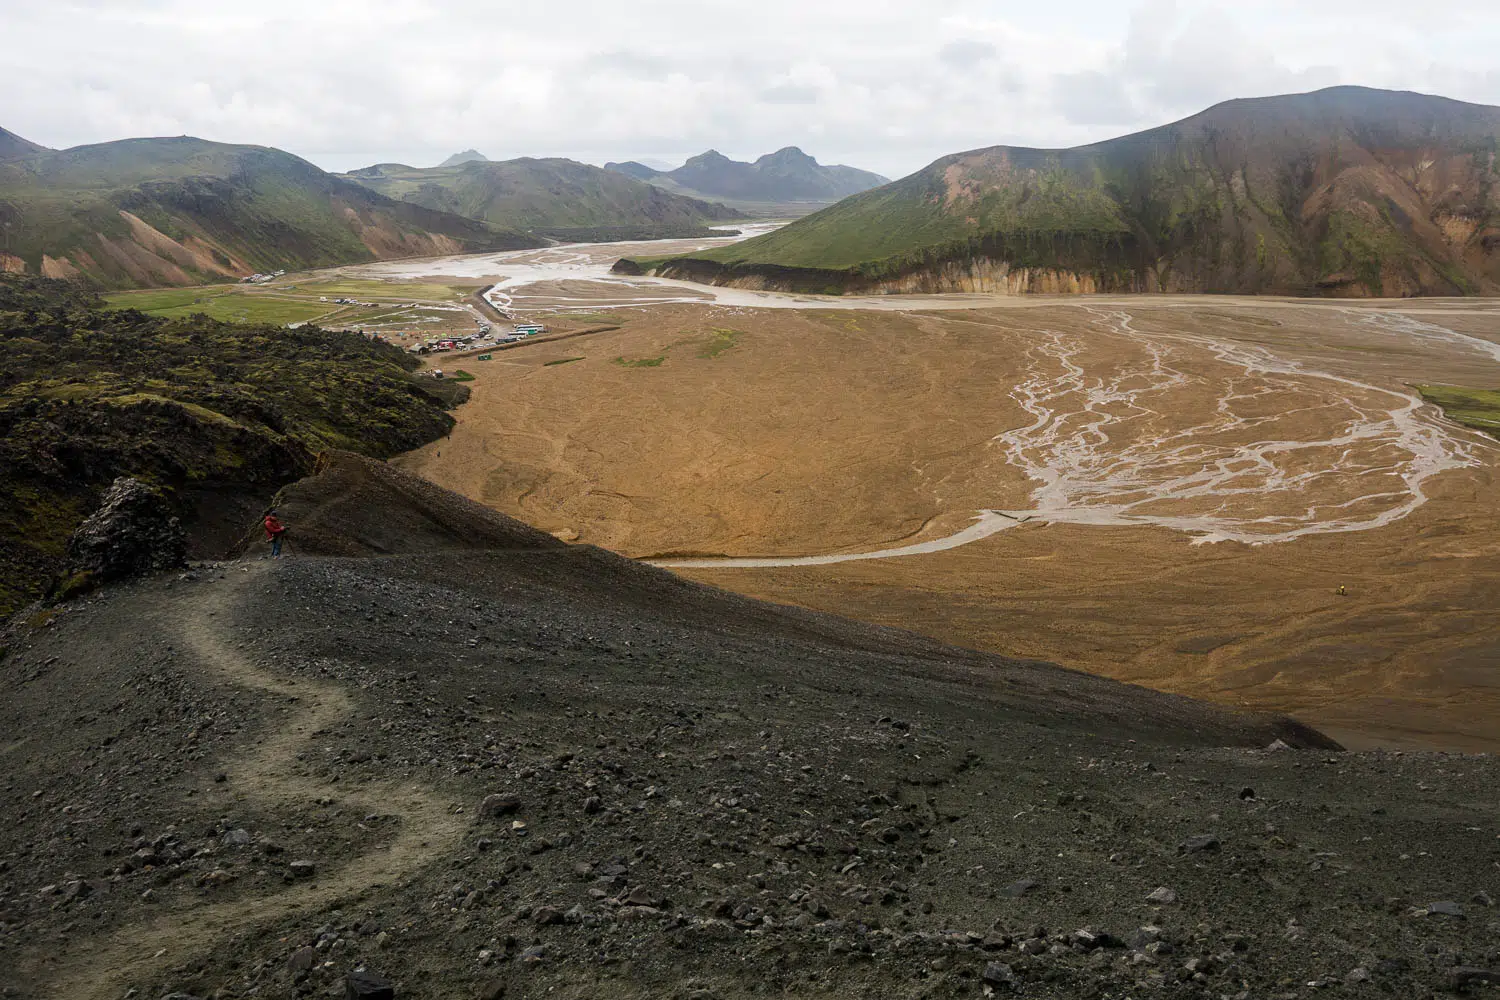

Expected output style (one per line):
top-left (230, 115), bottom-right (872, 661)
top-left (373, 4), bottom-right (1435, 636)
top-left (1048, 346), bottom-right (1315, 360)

top-left (637, 87), bottom-right (1500, 298)
top-left (651, 257), bottom-right (1127, 295)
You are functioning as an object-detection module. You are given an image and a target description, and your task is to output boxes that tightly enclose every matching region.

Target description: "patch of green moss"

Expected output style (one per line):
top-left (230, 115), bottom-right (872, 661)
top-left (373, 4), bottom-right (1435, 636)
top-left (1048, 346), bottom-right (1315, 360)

top-left (1419, 385), bottom-right (1500, 437)
top-left (612, 356), bottom-right (666, 368)
top-left (0, 273), bottom-right (461, 614)
top-left (695, 328), bottom-right (743, 359)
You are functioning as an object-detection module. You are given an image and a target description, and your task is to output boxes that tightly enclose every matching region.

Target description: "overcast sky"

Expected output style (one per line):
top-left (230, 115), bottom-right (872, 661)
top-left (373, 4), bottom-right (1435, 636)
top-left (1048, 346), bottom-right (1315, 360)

top-left (5, 0), bottom-right (1500, 180)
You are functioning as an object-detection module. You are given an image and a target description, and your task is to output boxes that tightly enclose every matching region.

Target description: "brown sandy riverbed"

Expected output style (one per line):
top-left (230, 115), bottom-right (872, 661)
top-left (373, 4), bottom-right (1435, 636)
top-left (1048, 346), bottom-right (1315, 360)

top-left (397, 296), bottom-right (1500, 751)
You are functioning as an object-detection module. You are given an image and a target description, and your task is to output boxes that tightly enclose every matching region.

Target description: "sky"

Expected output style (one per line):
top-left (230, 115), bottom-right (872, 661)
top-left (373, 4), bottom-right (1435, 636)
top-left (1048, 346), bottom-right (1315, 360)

top-left (4, 0), bottom-right (1500, 180)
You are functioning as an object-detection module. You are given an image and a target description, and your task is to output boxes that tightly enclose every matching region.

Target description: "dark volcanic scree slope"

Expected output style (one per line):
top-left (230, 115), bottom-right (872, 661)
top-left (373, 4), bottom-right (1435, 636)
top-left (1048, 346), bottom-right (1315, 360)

top-left (3, 454), bottom-right (1498, 1000)
top-left (628, 86), bottom-right (1500, 297)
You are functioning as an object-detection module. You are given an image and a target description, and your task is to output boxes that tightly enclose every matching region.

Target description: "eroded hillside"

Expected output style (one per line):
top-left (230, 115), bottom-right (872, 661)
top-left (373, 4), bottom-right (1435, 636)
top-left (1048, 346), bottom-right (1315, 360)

top-left (630, 87), bottom-right (1500, 298)
top-left (0, 137), bottom-right (541, 288)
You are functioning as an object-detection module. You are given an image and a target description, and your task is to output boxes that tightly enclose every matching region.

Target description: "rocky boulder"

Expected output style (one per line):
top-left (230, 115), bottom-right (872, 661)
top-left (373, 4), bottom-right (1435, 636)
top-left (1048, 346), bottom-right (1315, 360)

top-left (64, 477), bottom-right (186, 585)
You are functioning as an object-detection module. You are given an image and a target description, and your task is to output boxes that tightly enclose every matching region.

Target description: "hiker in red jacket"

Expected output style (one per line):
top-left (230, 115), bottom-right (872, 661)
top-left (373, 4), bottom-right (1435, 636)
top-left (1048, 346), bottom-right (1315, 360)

top-left (263, 509), bottom-right (288, 558)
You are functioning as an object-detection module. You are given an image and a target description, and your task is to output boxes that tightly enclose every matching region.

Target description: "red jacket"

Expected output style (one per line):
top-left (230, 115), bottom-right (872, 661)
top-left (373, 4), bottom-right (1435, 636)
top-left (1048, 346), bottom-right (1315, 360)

top-left (264, 515), bottom-right (286, 540)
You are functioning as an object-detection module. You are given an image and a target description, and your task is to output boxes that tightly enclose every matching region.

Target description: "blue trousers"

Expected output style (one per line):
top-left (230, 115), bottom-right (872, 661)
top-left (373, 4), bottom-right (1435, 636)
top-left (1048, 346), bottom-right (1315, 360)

top-left (271, 536), bottom-right (282, 557)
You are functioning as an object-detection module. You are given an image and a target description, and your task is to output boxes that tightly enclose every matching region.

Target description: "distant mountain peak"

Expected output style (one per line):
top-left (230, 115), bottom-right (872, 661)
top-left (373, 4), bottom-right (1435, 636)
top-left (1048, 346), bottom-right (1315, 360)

top-left (657, 147), bottom-right (887, 203)
top-left (439, 149), bottom-right (490, 168)
top-left (604, 161), bottom-right (662, 181)
top-left (685, 149), bottom-right (734, 166)
top-left (756, 146), bottom-right (818, 167)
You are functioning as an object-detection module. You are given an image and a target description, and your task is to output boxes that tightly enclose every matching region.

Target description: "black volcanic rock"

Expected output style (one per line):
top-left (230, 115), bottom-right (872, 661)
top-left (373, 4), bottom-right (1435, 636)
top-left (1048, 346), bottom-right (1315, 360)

top-left (65, 477), bottom-right (187, 584)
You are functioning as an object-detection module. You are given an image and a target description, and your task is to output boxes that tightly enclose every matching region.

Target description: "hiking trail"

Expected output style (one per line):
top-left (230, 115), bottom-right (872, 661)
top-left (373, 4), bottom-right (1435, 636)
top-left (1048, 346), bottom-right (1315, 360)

top-left (42, 560), bottom-right (468, 1000)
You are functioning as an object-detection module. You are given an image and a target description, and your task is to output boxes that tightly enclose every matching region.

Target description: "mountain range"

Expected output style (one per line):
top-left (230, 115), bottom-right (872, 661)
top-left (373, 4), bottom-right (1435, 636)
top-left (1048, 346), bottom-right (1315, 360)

top-left (339, 157), bottom-right (739, 242)
top-left (0, 132), bottom-right (542, 288)
top-left (625, 87), bottom-right (1500, 298)
top-left (437, 148), bottom-right (490, 167)
top-left (606, 147), bottom-right (888, 208)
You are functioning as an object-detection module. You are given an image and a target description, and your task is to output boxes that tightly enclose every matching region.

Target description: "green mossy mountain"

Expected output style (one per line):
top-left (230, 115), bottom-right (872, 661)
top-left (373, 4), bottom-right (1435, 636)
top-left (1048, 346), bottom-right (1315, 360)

top-left (0, 126), bottom-right (49, 163)
top-left (0, 136), bottom-right (542, 289)
top-left (629, 87), bottom-right (1500, 297)
top-left (340, 157), bottom-right (740, 241)
top-left (0, 274), bottom-right (463, 614)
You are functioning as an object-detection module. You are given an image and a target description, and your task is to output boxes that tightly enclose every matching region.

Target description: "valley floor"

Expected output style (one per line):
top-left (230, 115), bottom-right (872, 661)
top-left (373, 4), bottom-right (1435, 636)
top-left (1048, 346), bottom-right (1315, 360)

top-left (392, 294), bottom-right (1500, 752)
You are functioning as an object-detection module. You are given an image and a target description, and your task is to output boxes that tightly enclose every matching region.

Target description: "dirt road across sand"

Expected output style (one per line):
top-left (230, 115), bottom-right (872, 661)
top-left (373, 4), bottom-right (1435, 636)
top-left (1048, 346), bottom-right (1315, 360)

top-left (397, 295), bottom-right (1500, 751)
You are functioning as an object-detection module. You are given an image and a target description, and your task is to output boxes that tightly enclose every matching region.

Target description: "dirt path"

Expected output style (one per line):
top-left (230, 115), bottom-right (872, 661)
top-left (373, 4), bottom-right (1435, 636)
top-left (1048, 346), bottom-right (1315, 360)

top-left (43, 562), bottom-right (468, 1000)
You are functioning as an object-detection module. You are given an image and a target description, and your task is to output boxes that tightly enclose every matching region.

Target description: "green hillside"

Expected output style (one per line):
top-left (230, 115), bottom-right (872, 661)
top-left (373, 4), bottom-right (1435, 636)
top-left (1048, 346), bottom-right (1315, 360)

top-left (0, 126), bottom-right (48, 162)
top-left (0, 274), bottom-right (463, 613)
top-left (627, 87), bottom-right (1500, 297)
top-left (340, 157), bottom-right (740, 240)
top-left (0, 136), bottom-right (542, 289)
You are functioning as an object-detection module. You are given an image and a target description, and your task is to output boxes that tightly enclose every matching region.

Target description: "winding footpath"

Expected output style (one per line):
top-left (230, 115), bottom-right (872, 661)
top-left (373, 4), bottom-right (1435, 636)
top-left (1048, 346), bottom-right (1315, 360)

top-left (44, 561), bottom-right (467, 1000)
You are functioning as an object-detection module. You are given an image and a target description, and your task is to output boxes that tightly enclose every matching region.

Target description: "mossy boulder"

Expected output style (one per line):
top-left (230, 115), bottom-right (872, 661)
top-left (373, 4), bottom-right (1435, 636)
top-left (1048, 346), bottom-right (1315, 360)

top-left (65, 477), bottom-right (187, 586)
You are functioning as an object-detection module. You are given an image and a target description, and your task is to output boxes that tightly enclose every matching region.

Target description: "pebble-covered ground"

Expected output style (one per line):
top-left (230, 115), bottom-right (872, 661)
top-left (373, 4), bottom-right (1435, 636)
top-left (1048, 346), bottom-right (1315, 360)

top-left (1, 488), bottom-right (1497, 999)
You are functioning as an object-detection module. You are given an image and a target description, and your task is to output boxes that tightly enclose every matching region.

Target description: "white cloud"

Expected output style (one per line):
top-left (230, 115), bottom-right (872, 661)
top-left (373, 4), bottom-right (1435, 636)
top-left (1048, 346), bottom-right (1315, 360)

top-left (1, 0), bottom-right (1497, 180)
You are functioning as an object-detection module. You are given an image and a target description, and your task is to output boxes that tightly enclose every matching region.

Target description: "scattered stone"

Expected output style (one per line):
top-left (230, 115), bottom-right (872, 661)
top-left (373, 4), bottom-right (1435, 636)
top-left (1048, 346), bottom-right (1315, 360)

top-left (479, 794), bottom-right (522, 819)
top-left (533, 906), bottom-right (565, 925)
top-left (1146, 887), bottom-right (1177, 904)
top-left (1450, 968), bottom-right (1500, 990)
top-left (1001, 879), bottom-right (1038, 898)
top-left (289, 860), bottom-right (316, 879)
top-left (1427, 900), bottom-right (1466, 918)
top-left (287, 946), bottom-right (317, 975)
top-left (982, 962), bottom-right (1017, 987)
top-left (1238, 787), bottom-right (1256, 800)
top-left (344, 970), bottom-right (395, 999)
top-left (1179, 834), bottom-right (1221, 855)
top-left (221, 828), bottom-right (252, 847)
top-left (1072, 927), bottom-right (1123, 950)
